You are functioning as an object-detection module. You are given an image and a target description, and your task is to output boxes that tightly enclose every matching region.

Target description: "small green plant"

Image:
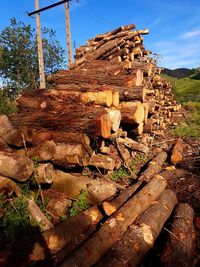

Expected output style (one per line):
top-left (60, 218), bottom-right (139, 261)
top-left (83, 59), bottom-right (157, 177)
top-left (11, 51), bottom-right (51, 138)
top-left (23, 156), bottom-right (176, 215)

top-left (31, 156), bottom-right (40, 168)
top-left (111, 167), bottom-right (130, 181)
top-left (0, 193), bottom-right (5, 209)
top-left (0, 89), bottom-right (18, 116)
top-left (2, 196), bottom-right (37, 244)
top-left (69, 189), bottom-right (91, 217)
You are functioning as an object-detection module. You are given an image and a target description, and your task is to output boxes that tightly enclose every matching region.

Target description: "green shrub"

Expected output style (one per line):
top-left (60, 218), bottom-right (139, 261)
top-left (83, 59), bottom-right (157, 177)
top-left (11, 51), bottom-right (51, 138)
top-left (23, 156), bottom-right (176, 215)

top-left (69, 189), bottom-right (91, 217)
top-left (0, 89), bottom-right (18, 115)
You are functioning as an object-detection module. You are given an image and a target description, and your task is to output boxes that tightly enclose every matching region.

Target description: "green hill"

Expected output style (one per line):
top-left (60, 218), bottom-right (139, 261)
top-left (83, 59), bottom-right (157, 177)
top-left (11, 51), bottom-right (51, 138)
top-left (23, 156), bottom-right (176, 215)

top-left (161, 74), bottom-right (200, 103)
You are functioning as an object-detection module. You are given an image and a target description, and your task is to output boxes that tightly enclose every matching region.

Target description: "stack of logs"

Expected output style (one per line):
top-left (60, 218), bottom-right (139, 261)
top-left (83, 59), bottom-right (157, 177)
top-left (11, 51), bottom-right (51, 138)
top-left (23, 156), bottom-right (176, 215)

top-left (0, 24), bottom-right (196, 267)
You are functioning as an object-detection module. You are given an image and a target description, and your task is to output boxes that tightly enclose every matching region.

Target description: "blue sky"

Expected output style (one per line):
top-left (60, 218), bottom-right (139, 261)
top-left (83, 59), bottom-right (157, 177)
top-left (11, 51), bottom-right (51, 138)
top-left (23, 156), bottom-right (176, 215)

top-left (1, 0), bottom-right (200, 69)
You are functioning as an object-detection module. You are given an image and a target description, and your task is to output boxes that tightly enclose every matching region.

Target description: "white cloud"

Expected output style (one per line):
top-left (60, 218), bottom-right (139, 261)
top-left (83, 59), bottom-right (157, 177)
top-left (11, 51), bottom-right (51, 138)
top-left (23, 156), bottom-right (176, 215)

top-left (179, 30), bottom-right (200, 39)
top-left (150, 17), bottom-right (161, 28)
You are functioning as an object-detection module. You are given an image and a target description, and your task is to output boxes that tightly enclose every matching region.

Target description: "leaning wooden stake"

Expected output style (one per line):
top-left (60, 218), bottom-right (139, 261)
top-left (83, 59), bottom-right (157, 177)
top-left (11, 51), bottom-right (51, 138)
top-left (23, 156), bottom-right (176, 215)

top-left (160, 203), bottom-right (195, 267)
top-left (96, 189), bottom-right (177, 267)
top-left (59, 174), bottom-right (167, 267)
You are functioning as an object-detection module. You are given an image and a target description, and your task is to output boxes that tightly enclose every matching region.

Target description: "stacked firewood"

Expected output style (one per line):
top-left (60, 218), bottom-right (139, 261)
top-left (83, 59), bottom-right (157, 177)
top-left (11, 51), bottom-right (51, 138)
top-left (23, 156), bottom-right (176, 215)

top-left (0, 24), bottom-right (195, 267)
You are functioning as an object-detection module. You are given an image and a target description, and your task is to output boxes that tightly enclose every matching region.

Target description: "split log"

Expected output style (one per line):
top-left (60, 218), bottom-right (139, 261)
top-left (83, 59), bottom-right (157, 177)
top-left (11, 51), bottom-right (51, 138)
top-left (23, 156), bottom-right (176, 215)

top-left (0, 152), bottom-right (34, 181)
top-left (27, 197), bottom-right (53, 231)
top-left (87, 182), bottom-right (117, 203)
top-left (89, 154), bottom-right (115, 171)
top-left (7, 206), bottom-right (103, 267)
top-left (0, 175), bottom-right (21, 196)
top-left (160, 203), bottom-right (195, 267)
top-left (96, 189), bottom-right (177, 267)
top-left (53, 143), bottom-right (90, 167)
top-left (108, 143), bottom-right (123, 169)
top-left (34, 163), bottom-right (56, 184)
top-left (59, 174), bottom-right (167, 267)
top-left (116, 137), bottom-right (149, 154)
top-left (120, 101), bottom-right (144, 124)
top-left (139, 151), bottom-right (168, 181)
top-left (170, 138), bottom-right (184, 165)
top-left (28, 140), bottom-right (56, 161)
top-left (116, 142), bottom-right (131, 167)
top-left (107, 109), bottom-right (121, 132)
top-left (102, 180), bottom-right (143, 216)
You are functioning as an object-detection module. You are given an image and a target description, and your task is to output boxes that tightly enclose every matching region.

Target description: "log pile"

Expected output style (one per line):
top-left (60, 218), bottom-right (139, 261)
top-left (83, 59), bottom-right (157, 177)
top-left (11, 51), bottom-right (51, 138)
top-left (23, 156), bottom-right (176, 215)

top-left (0, 24), bottom-right (196, 267)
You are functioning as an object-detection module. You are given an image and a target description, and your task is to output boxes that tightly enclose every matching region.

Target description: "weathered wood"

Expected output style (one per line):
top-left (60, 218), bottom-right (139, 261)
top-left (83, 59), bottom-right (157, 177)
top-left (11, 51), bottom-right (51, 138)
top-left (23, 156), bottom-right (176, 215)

top-left (7, 206), bottom-right (103, 267)
top-left (96, 189), bottom-right (177, 267)
top-left (27, 197), bottom-right (53, 231)
top-left (107, 109), bottom-right (121, 132)
top-left (53, 143), bottom-right (90, 167)
top-left (102, 181), bottom-right (143, 216)
top-left (34, 163), bottom-right (56, 184)
top-left (161, 203), bottom-right (195, 267)
top-left (139, 151), bottom-right (168, 181)
top-left (89, 154), bottom-right (115, 171)
top-left (87, 182), bottom-right (117, 203)
top-left (170, 138), bottom-right (184, 165)
top-left (59, 175), bottom-right (167, 267)
top-left (116, 137), bottom-right (149, 154)
top-left (28, 140), bottom-right (56, 161)
top-left (0, 152), bottom-right (34, 181)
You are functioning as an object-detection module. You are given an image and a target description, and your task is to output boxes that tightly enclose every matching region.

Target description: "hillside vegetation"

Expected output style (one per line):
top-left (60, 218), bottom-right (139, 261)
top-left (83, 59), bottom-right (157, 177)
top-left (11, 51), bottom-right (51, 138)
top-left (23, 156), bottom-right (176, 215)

top-left (161, 72), bottom-right (200, 138)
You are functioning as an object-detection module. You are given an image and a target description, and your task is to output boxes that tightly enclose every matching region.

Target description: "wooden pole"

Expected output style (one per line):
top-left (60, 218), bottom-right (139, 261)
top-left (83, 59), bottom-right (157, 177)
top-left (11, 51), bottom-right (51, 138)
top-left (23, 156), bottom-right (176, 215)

top-left (35, 0), bottom-right (46, 89)
top-left (65, 1), bottom-right (73, 68)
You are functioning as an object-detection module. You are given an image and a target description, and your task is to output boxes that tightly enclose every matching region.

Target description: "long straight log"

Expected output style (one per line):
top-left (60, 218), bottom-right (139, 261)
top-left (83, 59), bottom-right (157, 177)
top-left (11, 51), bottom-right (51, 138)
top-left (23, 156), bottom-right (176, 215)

top-left (59, 174), bottom-right (167, 267)
top-left (139, 151), bottom-right (168, 181)
top-left (96, 189), bottom-right (177, 267)
top-left (7, 206), bottom-right (103, 267)
top-left (160, 203), bottom-right (195, 267)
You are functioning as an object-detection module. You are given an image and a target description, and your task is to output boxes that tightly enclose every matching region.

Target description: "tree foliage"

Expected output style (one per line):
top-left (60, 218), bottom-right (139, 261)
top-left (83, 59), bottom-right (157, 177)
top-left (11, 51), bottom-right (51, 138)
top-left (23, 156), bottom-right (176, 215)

top-left (0, 18), bottom-right (65, 94)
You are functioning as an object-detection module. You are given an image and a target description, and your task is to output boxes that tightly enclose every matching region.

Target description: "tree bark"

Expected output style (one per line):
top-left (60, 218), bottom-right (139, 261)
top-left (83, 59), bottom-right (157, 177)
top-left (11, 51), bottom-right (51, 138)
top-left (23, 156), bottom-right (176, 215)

top-left (160, 203), bottom-right (196, 267)
top-left (96, 189), bottom-right (177, 267)
top-left (170, 138), bottom-right (184, 165)
top-left (139, 151), bottom-right (168, 181)
top-left (59, 175), bottom-right (167, 267)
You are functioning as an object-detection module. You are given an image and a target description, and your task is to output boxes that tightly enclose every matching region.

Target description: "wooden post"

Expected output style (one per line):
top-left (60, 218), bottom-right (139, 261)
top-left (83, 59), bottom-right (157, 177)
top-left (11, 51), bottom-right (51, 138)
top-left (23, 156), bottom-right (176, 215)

top-left (35, 0), bottom-right (46, 89)
top-left (65, 1), bottom-right (73, 68)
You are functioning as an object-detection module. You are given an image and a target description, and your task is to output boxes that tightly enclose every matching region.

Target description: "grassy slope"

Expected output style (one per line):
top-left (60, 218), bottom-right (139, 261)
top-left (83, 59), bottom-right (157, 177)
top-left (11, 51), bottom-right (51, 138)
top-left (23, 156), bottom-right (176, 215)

top-left (161, 73), bottom-right (200, 138)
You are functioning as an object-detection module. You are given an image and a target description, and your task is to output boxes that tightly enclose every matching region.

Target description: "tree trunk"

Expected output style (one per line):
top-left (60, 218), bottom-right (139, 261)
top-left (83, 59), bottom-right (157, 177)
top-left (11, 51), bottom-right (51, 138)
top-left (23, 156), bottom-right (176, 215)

top-left (0, 152), bottom-right (34, 181)
top-left (96, 189), bottom-right (177, 267)
top-left (59, 175), bottom-right (167, 267)
top-left (160, 203), bottom-right (195, 267)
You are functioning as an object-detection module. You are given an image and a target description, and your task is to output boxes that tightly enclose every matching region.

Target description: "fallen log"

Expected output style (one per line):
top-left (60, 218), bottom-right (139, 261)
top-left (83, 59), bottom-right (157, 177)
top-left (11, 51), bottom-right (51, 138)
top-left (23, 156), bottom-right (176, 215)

top-left (28, 140), bottom-right (56, 161)
top-left (7, 206), bottom-right (103, 267)
top-left (34, 163), bottom-right (56, 184)
top-left (116, 137), bottom-right (149, 154)
top-left (160, 203), bottom-right (195, 267)
top-left (59, 174), bottom-right (167, 267)
top-left (139, 151), bottom-right (168, 181)
top-left (0, 151), bottom-right (34, 181)
top-left (53, 143), bottom-right (90, 167)
top-left (96, 189), bottom-right (177, 267)
top-left (89, 154), bottom-right (115, 171)
top-left (170, 138), bottom-right (184, 165)
top-left (102, 180), bottom-right (143, 216)
top-left (27, 197), bottom-right (53, 231)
